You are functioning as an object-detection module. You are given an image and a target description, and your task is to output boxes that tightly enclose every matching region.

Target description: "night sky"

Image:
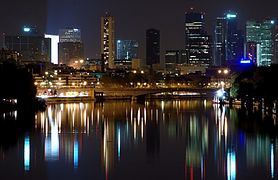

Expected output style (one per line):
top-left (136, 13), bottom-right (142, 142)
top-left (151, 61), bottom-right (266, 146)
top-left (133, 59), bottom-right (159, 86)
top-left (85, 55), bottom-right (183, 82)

top-left (1, 0), bottom-right (278, 59)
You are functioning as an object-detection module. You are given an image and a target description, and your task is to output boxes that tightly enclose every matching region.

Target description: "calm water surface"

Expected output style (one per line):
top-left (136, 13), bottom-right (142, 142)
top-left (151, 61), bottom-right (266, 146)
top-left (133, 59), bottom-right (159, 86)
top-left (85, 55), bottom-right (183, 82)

top-left (0, 100), bottom-right (277, 180)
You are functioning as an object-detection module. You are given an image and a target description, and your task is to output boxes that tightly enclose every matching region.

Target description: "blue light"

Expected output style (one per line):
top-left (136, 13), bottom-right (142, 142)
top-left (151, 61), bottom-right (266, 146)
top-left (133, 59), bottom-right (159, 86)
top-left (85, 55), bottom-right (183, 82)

top-left (24, 136), bottom-right (30, 171)
top-left (271, 20), bottom-right (275, 24)
top-left (23, 27), bottom-right (31, 32)
top-left (227, 14), bottom-right (237, 19)
top-left (117, 128), bottom-right (121, 160)
top-left (227, 150), bottom-right (236, 180)
top-left (240, 58), bottom-right (252, 64)
top-left (74, 138), bottom-right (78, 169)
top-left (216, 89), bottom-right (225, 98)
top-left (271, 143), bottom-right (274, 178)
top-left (117, 40), bottom-right (121, 43)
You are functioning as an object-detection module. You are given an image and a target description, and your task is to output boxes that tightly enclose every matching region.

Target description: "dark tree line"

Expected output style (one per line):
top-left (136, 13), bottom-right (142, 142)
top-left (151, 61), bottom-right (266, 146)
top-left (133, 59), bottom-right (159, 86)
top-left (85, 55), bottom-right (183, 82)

top-left (0, 60), bottom-right (37, 108)
top-left (231, 65), bottom-right (278, 109)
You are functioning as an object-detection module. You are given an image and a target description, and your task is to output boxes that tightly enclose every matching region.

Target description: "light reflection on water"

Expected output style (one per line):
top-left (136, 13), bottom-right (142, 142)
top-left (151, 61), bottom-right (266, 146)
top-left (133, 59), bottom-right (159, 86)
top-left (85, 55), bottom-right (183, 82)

top-left (0, 100), bottom-right (277, 180)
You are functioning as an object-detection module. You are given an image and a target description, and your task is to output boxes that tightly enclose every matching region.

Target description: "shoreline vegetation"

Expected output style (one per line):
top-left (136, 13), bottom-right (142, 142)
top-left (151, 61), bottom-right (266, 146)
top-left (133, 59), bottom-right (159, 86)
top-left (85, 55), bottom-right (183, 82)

top-left (0, 60), bottom-right (46, 113)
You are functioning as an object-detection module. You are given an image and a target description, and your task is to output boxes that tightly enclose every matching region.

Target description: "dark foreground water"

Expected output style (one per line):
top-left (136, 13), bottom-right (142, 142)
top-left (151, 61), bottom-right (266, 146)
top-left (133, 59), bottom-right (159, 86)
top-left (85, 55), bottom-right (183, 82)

top-left (0, 100), bottom-right (277, 180)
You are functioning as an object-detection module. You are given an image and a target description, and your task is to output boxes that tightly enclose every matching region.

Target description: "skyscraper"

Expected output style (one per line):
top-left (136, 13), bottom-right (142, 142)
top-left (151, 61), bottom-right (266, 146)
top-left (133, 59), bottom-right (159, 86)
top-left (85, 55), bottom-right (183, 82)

top-left (116, 40), bottom-right (139, 60)
top-left (4, 26), bottom-right (51, 63)
top-left (274, 25), bottom-right (278, 64)
top-left (214, 17), bottom-right (226, 66)
top-left (213, 13), bottom-right (244, 67)
top-left (101, 14), bottom-right (115, 69)
top-left (226, 13), bottom-right (244, 66)
top-left (58, 28), bottom-right (84, 66)
top-left (185, 11), bottom-right (211, 66)
top-left (146, 29), bottom-right (160, 66)
top-left (246, 20), bottom-right (275, 66)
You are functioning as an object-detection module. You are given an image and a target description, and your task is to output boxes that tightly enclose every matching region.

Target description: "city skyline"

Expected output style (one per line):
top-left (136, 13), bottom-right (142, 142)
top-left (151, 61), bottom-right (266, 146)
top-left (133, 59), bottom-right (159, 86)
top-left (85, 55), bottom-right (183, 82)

top-left (1, 0), bottom-right (278, 60)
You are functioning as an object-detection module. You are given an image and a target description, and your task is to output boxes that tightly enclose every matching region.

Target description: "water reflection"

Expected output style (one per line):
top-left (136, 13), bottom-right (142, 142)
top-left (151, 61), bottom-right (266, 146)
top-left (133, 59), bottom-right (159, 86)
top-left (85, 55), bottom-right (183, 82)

top-left (1, 100), bottom-right (278, 179)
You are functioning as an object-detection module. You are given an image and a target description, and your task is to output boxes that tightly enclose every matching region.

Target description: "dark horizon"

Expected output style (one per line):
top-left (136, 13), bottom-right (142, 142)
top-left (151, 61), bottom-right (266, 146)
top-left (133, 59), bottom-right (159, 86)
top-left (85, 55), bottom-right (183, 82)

top-left (1, 0), bottom-right (278, 60)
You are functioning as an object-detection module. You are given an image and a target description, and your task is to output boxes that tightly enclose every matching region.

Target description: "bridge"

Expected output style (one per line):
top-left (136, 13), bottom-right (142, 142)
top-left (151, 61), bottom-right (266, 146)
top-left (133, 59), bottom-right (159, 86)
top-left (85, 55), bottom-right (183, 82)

top-left (94, 87), bottom-right (219, 101)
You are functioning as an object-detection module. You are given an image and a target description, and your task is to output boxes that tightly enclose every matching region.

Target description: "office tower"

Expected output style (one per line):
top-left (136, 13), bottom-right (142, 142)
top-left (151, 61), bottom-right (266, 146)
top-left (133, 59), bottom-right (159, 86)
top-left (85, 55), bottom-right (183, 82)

top-left (214, 17), bottom-right (226, 66)
top-left (246, 20), bottom-right (275, 66)
top-left (58, 28), bottom-right (84, 66)
top-left (45, 34), bottom-right (59, 64)
top-left (59, 28), bottom-right (81, 43)
top-left (101, 14), bottom-right (115, 69)
top-left (213, 13), bottom-right (244, 67)
top-left (116, 40), bottom-right (139, 60)
top-left (226, 13), bottom-right (244, 65)
top-left (185, 11), bottom-right (211, 66)
top-left (274, 25), bottom-right (278, 64)
top-left (4, 26), bottom-right (51, 63)
top-left (165, 50), bottom-right (187, 72)
top-left (146, 28), bottom-right (160, 66)
top-left (165, 50), bottom-right (187, 64)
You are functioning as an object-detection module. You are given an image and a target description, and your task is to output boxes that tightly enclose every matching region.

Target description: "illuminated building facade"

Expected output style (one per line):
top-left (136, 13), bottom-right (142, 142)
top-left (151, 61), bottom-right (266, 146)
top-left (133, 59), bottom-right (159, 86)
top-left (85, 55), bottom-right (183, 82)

top-left (146, 28), bottom-right (160, 66)
top-left (59, 28), bottom-right (81, 43)
top-left (213, 13), bottom-right (244, 67)
top-left (185, 11), bottom-right (211, 66)
top-left (214, 17), bottom-right (227, 66)
top-left (101, 14), bottom-right (115, 69)
top-left (165, 50), bottom-right (187, 72)
top-left (245, 41), bottom-right (257, 65)
top-left (45, 34), bottom-right (59, 64)
top-left (226, 13), bottom-right (244, 65)
top-left (4, 27), bottom-right (51, 63)
top-left (246, 20), bottom-right (275, 66)
top-left (116, 40), bottom-right (139, 60)
top-left (58, 28), bottom-right (84, 66)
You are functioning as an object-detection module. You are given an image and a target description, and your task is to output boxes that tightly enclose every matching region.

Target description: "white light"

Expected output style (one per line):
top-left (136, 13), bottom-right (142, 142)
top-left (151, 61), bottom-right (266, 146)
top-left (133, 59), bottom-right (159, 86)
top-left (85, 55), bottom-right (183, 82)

top-left (227, 14), bottom-right (237, 18)
top-left (24, 136), bottom-right (30, 171)
top-left (227, 151), bottom-right (236, 180)
top-left (45, 34), bottom-right (59, 64)
top-left (23, 27), bottom-right (31, 32)
top-left (217, 89), bottom-right (224, 98)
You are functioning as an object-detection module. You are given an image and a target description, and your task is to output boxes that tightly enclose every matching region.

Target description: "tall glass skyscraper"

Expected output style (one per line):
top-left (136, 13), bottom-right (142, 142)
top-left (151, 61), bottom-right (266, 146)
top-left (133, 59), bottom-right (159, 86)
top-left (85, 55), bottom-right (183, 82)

top-left (246, 20), bottom-right (275, 66)
top-left (58, 28), bottom-right (84, 66)
top-left (213, 13), bottom-right (244, 67)
top-left (116, 40), bottom-right (139, 60)
top-left (146, 29), bottom-right (160, 66)
top-left (59, 28), bottom-right (81, 43)
top-left (185, 11), bottom-right (211, 66)
top-left (101, 13), bottom-right (115, 69)
top-left (214, 17), bottom-right (227, 66)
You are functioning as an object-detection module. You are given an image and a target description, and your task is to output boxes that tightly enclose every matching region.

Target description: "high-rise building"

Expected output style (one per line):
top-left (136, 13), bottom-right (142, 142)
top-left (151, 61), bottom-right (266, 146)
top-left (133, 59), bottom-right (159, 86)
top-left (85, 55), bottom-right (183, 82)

top-left (59, 29), bottom-right (81, 43)
top-left (116, 40), bottom-right (139, 60)
top-left (274, 25), bottom-right (278, 64)
top-left (213, 13), bottom-right (244, 67)
top-left (165, 50), bottom-right (187, 72)
top-left (58, 28), bottom-right (84, 66)
top-left (246, 20), bottom-right (275, 66)
top-left (45, 34), bottom-right (59, 64)
top-left (185, 11), bottom-right (211, 66)
top-left (4, 26), bottom-right (51, 63)
top-left (146, 29), bottom-right (160, 66)
top-left (165, 50), bottom-right (187, 64)
top-left (213, 17), bottom-right (226, 66)
top-left (101, 14), bottom-right (115, 69)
